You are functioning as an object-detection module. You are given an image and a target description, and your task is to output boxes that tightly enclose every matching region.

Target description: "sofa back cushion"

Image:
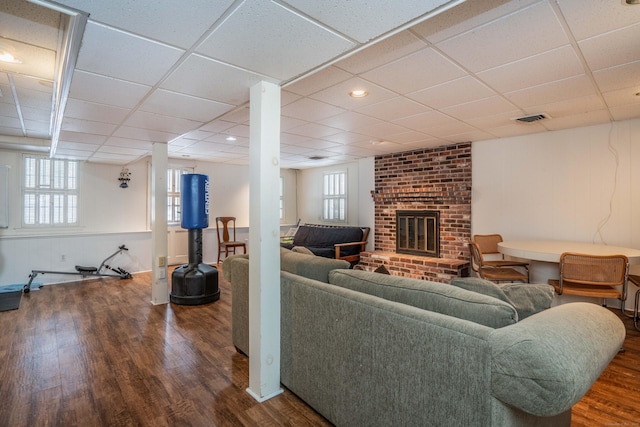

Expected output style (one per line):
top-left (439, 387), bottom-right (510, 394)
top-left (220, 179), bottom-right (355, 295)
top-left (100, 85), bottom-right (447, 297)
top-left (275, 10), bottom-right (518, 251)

top-left (280, 248), bottom-right (350, 282)
top-left (328, 270), bottom-right (518, 328)
top-left (292, 225), bottom-right (364, 257)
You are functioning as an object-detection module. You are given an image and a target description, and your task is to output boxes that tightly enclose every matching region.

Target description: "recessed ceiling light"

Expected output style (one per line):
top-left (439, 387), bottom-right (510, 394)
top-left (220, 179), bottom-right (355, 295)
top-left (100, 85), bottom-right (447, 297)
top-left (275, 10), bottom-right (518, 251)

top-left (0, 51), bottom-right (21, 64)
top-left (225, 136), bottom-right (236, 141)
top-left (349, 89), bottom-right (368, 98)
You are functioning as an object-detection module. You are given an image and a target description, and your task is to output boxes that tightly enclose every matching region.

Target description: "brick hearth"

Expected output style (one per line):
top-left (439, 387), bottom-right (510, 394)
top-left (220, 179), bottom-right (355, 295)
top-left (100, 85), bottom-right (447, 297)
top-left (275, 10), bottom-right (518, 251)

top-left (364, 142), bottom-right (471, 283)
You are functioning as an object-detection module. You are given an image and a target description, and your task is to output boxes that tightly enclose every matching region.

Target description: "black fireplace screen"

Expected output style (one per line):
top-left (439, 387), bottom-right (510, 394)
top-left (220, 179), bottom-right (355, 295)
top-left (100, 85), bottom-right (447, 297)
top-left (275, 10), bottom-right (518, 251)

top-left (396, 210), bottom-right (440, 257)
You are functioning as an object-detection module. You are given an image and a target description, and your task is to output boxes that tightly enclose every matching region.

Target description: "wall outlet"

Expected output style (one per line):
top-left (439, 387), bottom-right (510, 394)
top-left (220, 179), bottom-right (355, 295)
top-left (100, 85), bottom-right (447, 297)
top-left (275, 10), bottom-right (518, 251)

top-left (158, 256), bottom-right (166, 267)
top-left (159, 268), bottom-right (166, 279)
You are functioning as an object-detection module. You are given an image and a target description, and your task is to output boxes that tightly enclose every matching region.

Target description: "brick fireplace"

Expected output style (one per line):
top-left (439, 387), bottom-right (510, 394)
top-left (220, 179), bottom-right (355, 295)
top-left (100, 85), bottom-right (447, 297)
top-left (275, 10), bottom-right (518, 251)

top-left (358, 142), bottom-right (471, 283)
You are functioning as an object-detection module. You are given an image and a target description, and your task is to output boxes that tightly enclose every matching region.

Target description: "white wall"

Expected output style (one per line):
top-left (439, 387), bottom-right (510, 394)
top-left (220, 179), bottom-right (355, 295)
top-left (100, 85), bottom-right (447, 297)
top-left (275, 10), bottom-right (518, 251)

top-left (0, 151), bottom-right (257, 286)
top-left (472, 118), bottom-right (640, 305)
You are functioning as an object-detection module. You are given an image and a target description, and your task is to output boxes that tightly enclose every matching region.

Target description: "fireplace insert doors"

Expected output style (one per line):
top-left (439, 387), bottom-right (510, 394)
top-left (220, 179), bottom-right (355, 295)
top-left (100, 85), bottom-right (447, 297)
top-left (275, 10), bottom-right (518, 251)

top-left (396, 210), bottom-right (440, 257)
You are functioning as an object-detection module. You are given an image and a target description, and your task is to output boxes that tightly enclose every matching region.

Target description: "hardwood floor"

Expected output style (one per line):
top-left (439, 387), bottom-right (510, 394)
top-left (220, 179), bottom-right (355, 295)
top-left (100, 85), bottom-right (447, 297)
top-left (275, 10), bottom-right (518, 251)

top-left (0, 267), bottom-right (638, 426)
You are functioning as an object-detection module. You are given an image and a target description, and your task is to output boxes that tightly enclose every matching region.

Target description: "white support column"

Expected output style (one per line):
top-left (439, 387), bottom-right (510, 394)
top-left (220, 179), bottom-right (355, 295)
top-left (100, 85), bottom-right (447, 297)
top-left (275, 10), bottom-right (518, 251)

top-left (246, 80), bottom-right (283, 402)
top-left (151, 142), bottom-right (169, 305)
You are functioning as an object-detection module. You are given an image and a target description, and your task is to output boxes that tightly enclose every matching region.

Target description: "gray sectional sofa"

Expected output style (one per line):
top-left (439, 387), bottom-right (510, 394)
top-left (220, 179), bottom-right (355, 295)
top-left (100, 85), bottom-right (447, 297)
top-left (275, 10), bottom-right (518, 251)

top-left (223, 248), bottom-right (625, 427)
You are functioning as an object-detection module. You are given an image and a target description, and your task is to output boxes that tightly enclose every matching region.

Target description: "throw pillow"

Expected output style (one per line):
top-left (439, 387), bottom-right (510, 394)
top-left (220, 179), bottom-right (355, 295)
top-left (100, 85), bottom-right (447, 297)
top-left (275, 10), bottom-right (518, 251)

top-left (292, 246), bottom-right (314, 256)
top-left (450, 277), bottom-right (510, 304)
top-left (373, 265), bottom-right (390, 275)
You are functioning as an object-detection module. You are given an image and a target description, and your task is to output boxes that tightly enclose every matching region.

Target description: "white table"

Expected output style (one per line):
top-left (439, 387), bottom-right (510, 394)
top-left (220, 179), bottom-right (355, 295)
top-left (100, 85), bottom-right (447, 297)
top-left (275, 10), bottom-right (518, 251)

top-left (498, 240), bottom-right (640, 308)
top-left (498, 240), bottom-right (640, 265)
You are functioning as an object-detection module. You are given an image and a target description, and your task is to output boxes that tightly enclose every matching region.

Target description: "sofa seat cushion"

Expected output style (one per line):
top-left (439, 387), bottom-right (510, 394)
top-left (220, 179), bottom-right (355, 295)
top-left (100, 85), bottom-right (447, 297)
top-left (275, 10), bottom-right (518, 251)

top-left (328, 270), bottom-right (518, 328)
top-left (451, 277), bottom-right (554, 320)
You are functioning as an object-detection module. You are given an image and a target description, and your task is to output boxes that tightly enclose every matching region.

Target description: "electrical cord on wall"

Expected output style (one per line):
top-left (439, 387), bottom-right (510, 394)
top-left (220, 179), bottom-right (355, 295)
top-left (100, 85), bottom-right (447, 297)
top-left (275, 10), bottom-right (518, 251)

top-left (592, 122), bottom-right (618, 245)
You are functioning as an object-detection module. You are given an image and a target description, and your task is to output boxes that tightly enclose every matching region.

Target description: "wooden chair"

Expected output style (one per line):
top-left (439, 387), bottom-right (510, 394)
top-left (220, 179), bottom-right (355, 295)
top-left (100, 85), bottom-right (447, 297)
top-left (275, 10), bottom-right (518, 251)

top-left (468, 241), bottom-right (528, 283)
top-left (549, 252), bottom-right (629, 314)
top-left (215, 216), bottom-right (246, 264)
top-left (628, 274), bottom-right (640, 331)
top-left (473, 234), bottom-right (530, 281)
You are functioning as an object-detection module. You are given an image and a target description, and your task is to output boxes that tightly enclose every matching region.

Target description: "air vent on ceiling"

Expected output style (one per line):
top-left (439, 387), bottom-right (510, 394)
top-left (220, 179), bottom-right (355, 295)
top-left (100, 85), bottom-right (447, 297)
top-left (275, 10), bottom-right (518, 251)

top-left (308, 156), bottom-right (326, 160)
top-left (513, 113), bottom-right (549, 123)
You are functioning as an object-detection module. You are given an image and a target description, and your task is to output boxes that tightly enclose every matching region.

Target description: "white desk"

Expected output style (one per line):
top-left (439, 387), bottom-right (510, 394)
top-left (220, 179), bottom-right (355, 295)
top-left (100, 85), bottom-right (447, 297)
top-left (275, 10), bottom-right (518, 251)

top-left (498, 240), bottom-right (640, 265)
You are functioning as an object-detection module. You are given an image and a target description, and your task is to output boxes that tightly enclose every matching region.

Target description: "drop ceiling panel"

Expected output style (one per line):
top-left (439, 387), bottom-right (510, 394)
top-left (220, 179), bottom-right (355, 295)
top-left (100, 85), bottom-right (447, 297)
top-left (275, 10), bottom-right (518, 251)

top-left (578, 25), bottom-right (640, 71)
top-left (196, 1), bottom-right (355, 81)
top-left (56, 0), bottom-right (235, 48)
top-left (477, 46), bottom-right (584, 94)
top-left (0, 40), bottom-right (55, 79)
top-left (113, 126), bottom-right (179, 143)
top-left (286, 122), bottom-right (341, 138)
top-left (0, 1), bottom-right (60, 50)
top-left (284, 66), bottom-right (353, 96)
top-left (442, 96), bottom-right (517, 121)
top-left (412, 0), bottom-right (539, 44)
top-left (436, 2), bottom-right (568, 73)
top-left (556, 0), bottom-right (640, 41)
top-left (75, 22), bottom-right (185, 86)
top-left (504, 75), bottom-right (597, 109)
top-left (318, 111), bottom-right (385, 132)
top-left (407, 76), bottom-right (495, 109)
top-left (283, 0), bottom-right (463, 43)
top-left (310, 77), bottom-right (397, 109)
top-left (355, 97), bottom-right (430, 121)
top-left (123, 111), bottom-right (202, 135)
top-left (593, 61), bottom-right (640, 93)
top-left (140, 89), bottom-right (233, 123)
top-left (361, 47), bottom-right (466, 94)
top-left (281, 98), bottom-right (346, 121)
top-left (335, 31), bottom-right (426, 75)
top-left (63, 99), bottom-right (129, 124)
top-left (68, 71), bottom-right (151, 109)
top-left (61, 117), bottom-right (117, 135)
top-left (161, 55), bottom-right (267, 105)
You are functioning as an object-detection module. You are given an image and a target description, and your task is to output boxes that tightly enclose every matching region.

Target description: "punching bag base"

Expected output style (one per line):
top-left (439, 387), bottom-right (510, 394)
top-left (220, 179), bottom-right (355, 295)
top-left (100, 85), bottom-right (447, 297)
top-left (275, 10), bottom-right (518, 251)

top-left (170, 263), bottom-right (220, 306)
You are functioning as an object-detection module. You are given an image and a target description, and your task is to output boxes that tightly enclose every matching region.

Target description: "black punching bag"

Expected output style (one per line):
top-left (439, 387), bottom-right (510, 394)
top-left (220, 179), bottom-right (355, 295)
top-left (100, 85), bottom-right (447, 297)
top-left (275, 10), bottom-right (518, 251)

top-left (170, 174), bottom-right (219, 305)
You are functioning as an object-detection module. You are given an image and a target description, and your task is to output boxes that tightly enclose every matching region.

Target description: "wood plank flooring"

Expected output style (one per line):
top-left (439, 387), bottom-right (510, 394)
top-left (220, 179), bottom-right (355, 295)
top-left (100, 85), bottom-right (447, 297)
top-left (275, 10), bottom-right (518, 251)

top-left (0, 267), bottom-right (638, 426)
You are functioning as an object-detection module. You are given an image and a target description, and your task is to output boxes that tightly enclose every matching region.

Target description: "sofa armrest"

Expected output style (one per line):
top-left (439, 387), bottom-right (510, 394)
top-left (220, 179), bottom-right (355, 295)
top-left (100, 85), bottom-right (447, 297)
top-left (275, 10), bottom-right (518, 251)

top-left (335, 240), bottom-right (368, 261)
top-left (489, 302), bottom-right (625, 417)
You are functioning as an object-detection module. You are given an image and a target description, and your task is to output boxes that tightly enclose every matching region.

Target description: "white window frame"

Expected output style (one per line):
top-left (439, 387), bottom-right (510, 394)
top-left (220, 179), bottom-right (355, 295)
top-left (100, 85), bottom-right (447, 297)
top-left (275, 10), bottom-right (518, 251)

top-left (22, 154), bottom-right (79, 227)
top-left (167, 167), bottom-right (192, 225)
top-left (323, 170), bottom-right (347, 223)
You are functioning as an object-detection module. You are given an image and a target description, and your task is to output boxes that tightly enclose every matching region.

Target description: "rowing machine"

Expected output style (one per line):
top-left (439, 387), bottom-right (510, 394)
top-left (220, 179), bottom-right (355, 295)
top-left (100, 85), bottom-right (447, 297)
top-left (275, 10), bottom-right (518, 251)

top-left (24, 245), bottom-right (133, 293)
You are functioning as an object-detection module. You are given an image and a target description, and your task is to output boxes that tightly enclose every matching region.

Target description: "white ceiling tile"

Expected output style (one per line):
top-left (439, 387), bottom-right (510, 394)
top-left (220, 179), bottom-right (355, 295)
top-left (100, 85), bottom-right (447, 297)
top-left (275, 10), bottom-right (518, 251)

top-left (58, 130), bottom-right (107, 145)
top-left (412, 0), bottom-right (539, 44)
top-left (63, 99), bottom-right (129, 124)
top-left (123, 111), bottom-right (202, 135)
top-left (504, 75), bottom-right (596, 109)
top-left (578, 24), bottom-right (640, 71)
top-left (442, 96), bottom-right (516, 121)
top-left (317, 112), bottom-right (383, 132)
top-left (465, 109), bottom-right (524, 129)
top-left (88, 151), bottom-right (141, 163)
top-left (281, 133), bottom-right (312, 145)
top-left (477, 46), bottom-right (584, 93)
top-left (286, 123), bottom-right (341, 138)
top-left (356, 97), bottom-right (430, 121)
top-left (113, 126), bottom-right (179, 143)
top-left (542, 109), bottom-right (610, 131)
top-left (98, 144), bottom-right (147, 156)
top-left (60, 117), bottom-right (117, 135)
top-left (282, 0), bottom-right (461, 43)
top-left (407, 76), bottom-right (495, 109)
top-left (361, 47), bottom-right (466, 94)
top-left (104, 137), bottom-right (153, 151)
top-left (68, 71), bottom-right (151, 109)
top-left (75, 22), bottom-right (185, 86)
top-left (593, 61), bottom-right (640, 94)
top-left (281, 98), bottom-right (346, 121)
top-left (351, 121), bottom-right (410, 139)
top-left (140, 89), bottom-right (233, 123)
top-left (603, 88), bottom-right (640, 108)
top-left (197, 120), bottom-right (236, 134)
top-left (162, 55), bottom-right (267, 105)
top-left (57, 0), bottom-right (235, 48)
top-left (609, 103), bottom-right (640, 122)
top-left (310, 77), bottom-right (397, 109)
top-left (284, 66), bottom-right (353, 96)
top-left (556, 0), bottom-right (640, 41)
top-left (335, 31), bottom-right (427, 74)
top-left (322, 131), bottom-right (370, 145)
top-left (197, 1), bottom-right (355, 81)
top-left (524, 95), bottom-right (606, 121)
top-left (281, 116), bottom-right (308, 132)
top-left (436, 2), bottom-right (568, 72)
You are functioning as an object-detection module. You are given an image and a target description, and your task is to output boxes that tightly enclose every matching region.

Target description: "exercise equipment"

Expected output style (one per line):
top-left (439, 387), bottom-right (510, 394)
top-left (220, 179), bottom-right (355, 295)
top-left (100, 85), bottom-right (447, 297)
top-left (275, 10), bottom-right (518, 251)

top-left (25, 245), bottom-right (132, 293)
top-left (170, 174), bottom-right (220, 305)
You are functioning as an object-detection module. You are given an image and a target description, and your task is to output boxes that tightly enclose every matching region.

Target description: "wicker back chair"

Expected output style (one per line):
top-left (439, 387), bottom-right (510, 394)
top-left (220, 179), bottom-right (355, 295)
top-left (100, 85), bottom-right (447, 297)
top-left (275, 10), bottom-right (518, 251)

top-left (473, 234), bottom-right (530, 281)
top-left (549, 252), bottom-right (629, 313)
top-left (468, 241), bottom-right (528, 283)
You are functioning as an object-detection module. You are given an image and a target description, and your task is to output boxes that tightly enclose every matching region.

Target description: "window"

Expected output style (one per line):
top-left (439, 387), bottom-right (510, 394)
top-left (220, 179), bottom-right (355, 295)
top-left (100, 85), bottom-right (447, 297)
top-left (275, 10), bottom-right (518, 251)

top-left (23, 155), bottom-right (78, 226)
top-left (323, 171), bottom-right (346, 222)
top-left (167, 167), bottom-right (191, 224)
